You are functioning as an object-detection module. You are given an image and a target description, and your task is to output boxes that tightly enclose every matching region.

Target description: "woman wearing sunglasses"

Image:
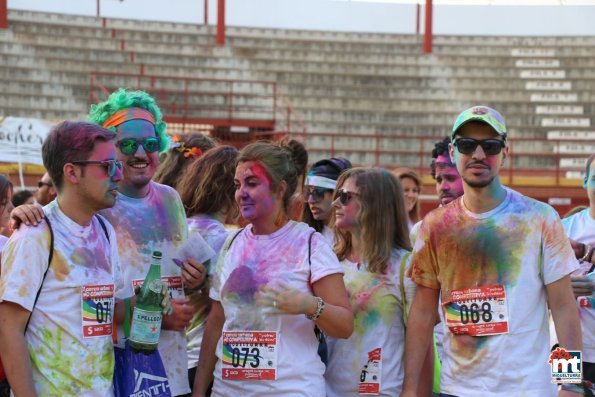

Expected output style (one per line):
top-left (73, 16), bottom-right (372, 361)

top-left (325, 167), bottom-right (421, 397)
top-left (303, 158), bottom-right (352, 243)
top-left (193, 141), bottom-right (353, 397)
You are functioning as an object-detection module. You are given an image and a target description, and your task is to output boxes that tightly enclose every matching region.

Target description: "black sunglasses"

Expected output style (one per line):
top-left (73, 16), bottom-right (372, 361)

top-left (71, 160), bottom-right (124, 177)
top-left (304, 187), bottom-right (332, 202)
top-left (338, 189), bottom-right (359, 205)
top-left (453, 138), bottom-right (505, 156)
top-left (37, 181), bottom-right (53, 188)
top-left (116, 137), bottom-right (160, 155)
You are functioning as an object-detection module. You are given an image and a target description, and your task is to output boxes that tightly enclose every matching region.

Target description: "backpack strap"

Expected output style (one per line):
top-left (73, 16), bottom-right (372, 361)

top-left (25, 215), bottom-right (54, 333)
top-left (399, 251), bottom-right (411, 326)
top-left (95, 214), bottom-right (110, 243)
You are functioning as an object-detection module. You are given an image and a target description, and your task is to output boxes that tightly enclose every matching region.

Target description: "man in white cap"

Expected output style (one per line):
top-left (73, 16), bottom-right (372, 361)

top-left (401, 106), bottom-right (582, 397)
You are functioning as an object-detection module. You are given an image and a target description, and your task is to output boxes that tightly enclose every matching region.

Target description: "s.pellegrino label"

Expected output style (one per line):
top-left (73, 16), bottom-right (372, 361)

top-left (129, 251), bottom-right (164, 354)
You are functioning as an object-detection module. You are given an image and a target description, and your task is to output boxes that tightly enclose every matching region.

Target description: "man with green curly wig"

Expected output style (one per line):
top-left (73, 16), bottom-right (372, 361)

top-left (90, 88), bottom-right (214, 396)
top-left (11, 89), bottom-right (214, 396)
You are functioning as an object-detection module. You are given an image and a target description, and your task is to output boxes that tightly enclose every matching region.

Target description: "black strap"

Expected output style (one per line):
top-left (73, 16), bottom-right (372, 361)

top-left (25, 216), bottom-right (54, 333)
top-left (95, 214), bottom-right (110, 243)
top-left (24, 214), bottom-right (110, 333)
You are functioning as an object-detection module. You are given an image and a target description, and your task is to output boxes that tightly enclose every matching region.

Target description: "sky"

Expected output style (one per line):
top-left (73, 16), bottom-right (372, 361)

top-left (8, 0), bottom-right (595, 35)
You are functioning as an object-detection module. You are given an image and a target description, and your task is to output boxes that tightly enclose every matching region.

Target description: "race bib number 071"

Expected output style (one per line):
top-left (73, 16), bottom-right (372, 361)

top-left (443, 285), bottom-right (509, 336)
top-left (81, 284), bottom-right (114, 338)
top-left (221, 331), bottom-right (278, 381)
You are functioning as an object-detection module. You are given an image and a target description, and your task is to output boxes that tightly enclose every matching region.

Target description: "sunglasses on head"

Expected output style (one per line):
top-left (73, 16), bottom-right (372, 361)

top-left (338, 189), bottom-right (359, 205)
top-left (116, 137), bottom-right (160, 155)
top-left (453, 137), bottom-right (505, 156)
top-left (71, 159), bottom-right (124, 177)
top-left (304, 187), bottom-right (332, 202)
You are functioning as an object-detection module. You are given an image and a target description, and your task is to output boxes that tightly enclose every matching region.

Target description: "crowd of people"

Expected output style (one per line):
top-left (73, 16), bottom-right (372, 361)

top-left (0, 89), bottom-right (592, 397)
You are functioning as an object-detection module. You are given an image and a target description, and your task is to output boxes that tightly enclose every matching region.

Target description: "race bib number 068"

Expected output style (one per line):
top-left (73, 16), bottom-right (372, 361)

top-left (443, 285), bottom-right (509, 336)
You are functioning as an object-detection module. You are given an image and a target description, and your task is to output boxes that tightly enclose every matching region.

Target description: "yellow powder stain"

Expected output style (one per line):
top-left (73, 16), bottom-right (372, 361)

top-left (51, 251), bottom-right (70, 281)
top-left (18, 284), bottom-right (27, 297)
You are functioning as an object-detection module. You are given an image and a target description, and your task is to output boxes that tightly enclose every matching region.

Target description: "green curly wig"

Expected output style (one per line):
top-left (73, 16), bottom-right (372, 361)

top-left (88, 88), bottom-right (169, 153)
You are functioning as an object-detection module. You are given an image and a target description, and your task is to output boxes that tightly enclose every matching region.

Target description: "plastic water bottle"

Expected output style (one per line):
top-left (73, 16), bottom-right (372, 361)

top-left (129, 251), bottom-right (164, 354)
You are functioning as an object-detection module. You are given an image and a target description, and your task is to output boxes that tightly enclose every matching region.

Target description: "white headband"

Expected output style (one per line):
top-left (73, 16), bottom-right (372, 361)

top-left (305, 175), bottom-right (337, 190)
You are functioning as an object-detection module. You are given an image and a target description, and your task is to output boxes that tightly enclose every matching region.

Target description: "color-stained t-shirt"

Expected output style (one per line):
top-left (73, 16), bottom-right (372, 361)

top-left (0, 200), bottom-right (128, 397)
top-left (410, 188), bottom-right (578, 397)
top-left (325, 248), bottom-right (415, 397)
top-left (562, 208), bottom-right (595, 362)
top-left (101, 181), bottom-right (212, 396)
top-left (186, 214), bottom-right (231, 369)
top-left (210, 221), bottom-right (343, 397)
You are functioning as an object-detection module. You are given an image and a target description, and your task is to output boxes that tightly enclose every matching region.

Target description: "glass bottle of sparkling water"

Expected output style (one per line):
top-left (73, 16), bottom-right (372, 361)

top-left (129, 251), bottom-right (164, 354)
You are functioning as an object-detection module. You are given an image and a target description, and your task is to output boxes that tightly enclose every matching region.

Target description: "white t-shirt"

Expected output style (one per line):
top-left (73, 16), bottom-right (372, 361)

top-left (0, 235), bottom-right (8, 251)
top-left (321, 225), bottom-right (334, 244)
top-left (210, 221), bottom-right (343, 397)
top-left (411, 189), bottom-right (578, 397)
top-left (101, 181), bottom-right (213, 396)
top-left (562, 208), bottom-right (595, 362)
top-left (0, 200), bottom-right (128, 396)
top-left (186, 214), bottom-right (232, 369)
top-left (325, 248), bottom-right (415, 397)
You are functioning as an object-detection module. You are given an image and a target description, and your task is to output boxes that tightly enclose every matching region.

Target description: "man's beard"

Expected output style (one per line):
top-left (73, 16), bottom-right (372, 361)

top-left (462, 174), bottom-right (495, 188)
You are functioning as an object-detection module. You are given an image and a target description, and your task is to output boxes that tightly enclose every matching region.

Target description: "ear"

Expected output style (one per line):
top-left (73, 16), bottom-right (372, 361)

top-left (584, 175), bottom-right (588, 190)
top-left (276, 180), bottom-right (288, 200)
top-left (62, 163), bottom-right (81, 186)
top-left (448, 142), bottom-right (456, 164)
top-left (501, 143), bottom-right (510, 167)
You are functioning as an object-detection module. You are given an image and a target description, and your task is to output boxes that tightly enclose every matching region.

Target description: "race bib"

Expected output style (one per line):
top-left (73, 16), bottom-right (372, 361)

top-left (358, 348), bottom-right (381, 395)
top-left (221, 331), bottom-right (278, 381)
top-left (81, 284), bottom-right (114, 338)
top-left (132, 276), bottom-right (184, 299)
top-left (443, 285), bottom-right (509, 336)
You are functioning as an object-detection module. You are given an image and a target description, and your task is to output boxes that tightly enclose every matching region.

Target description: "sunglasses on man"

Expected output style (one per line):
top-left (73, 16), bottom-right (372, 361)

top-left (453, 138), bottom-right (505, 156)
top-left (37, 181), bottom-right (53, 189)
top-left (70, 159), bottom-right (124, 178)
top-left (116, 137), bottom-right (160, 155)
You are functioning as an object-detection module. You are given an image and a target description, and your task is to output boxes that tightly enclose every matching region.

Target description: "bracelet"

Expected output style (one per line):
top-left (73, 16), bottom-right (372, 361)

top-left (580, 245), bottom-right (593, 263)
top-left (306, 296), bottom-right (325, 321)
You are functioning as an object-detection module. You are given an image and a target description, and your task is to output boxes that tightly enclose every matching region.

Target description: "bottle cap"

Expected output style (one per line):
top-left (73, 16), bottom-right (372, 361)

top-left (152, 251), bottom-right (162, 258)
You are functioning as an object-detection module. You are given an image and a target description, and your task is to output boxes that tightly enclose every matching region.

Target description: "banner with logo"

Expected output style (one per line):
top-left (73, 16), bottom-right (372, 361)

top-left (0, 117), bottom-right (55, 165)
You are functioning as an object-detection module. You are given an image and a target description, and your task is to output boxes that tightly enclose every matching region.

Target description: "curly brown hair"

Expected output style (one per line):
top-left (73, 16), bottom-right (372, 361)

top-left (177, 145), bottom-right (239, 218)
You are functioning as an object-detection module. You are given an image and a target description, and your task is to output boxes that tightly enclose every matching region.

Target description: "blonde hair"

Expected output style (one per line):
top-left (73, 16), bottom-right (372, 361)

top-left (394, 168), bottom-right (422, 224)
top-left (333, 168), bottom-right (411, 274)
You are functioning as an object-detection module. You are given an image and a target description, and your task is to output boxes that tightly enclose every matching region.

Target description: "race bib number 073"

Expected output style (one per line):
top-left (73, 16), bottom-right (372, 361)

top-left (443, 285), bottom-right (509, 336)
top-left (221, 331), bottom-right (278, 381)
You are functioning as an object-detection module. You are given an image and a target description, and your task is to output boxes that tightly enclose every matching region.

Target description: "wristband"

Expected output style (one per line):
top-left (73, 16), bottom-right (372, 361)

top-left (306, 296), bottom-right (325, 321)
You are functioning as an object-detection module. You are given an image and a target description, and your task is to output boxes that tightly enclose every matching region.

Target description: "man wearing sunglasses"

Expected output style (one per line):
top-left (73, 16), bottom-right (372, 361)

top-left (34, 172), bottom-right (57, 206)
top-left (11, 89), bottom-right (212, 396)
top-left (0, 121), bottom-right (133, 396)
top-left (402, 106), bottom-right (581, 397)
